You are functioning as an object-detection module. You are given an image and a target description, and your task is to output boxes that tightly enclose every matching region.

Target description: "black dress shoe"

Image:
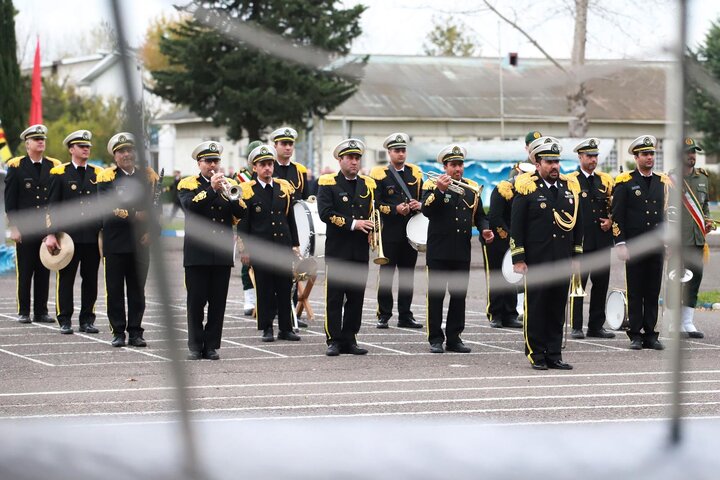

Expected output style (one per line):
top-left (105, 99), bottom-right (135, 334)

top-left (203, 349), bottom-right (220, 360)
top-left (345, 344), bottom-right (368, 355)
top-left (586, 328), bottom-right (616, 339)
top-left (397, 318), bottom-right (422, 329)
top-left (297, 319), bottom-right (309, 328)
top-left (187, 350), bottom-right (202, 360)
top-left (128, 336), bottom-right (147, 347)
top-left (376, 317), bottom-right (390, 329)
top-left (79, 324), bottom-right (99, 334)
top-left (17, 314), bottom-right (31, 324)
top-left (629, 339), bottom-right (643, 350)
top-left (278, 330), bottom-right (301, 341)
top-left (59, 324), bottom-right (74, 334)
top-left (33, 314), bottom-right (54, 323)
top-left (430, 343), bottom-right (444, 353)
top-left (570, 329), bottom-right (585, 339)
top-left (531, 361), bottom-right (548, 370)
top-left (547, 359), bottom-right (573, 370)
top-left (687, 331), bottom-right (704, 339)
top-left (488, 318), bottom-right (503, 328)
top-left (643, 340), bottom-right (664, 350)
top-left (446, 341), bottom-right (471, 353)
top-left (111, 334), bottom-right (126, 347)
top-left (326, 343), bottom-right (340, 356)
top-left (261, 327), bottom-right (274, 342)
top-left (502, 318), bottom-right (523, 329)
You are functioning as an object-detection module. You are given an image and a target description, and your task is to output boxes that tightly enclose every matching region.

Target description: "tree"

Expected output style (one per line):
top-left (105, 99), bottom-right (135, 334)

top-left (688, 20), bottom-right (720, 155)
top-left (0, 0), bottom-right (27, 153)
top-left (138, 14), bottom-right (187, 84)
top-left (423, 16), bottom-right (480, 57)
top-left (150, 0), bottom-right (367, 141)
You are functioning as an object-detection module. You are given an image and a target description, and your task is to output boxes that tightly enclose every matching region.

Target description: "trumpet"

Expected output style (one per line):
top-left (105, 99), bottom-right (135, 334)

top-left (369, 208), bottom-right (390, 265)
top-left (211, 169), bottom-right (241, 201)
top-left (425, 171), bottom-right (482, 196)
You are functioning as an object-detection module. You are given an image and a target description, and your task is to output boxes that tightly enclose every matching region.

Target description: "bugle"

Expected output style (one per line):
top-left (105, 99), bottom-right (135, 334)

top-left (370, 208), bottom-right (390, 265)
top-left (211, 169), bottom-right (241, 201)
top-left (425, 171), bottom-right (482, 196)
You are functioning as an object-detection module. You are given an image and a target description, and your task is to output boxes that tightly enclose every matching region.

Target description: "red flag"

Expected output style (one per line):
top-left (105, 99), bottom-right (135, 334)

top-left (29, 37), bottom-right (42, 125)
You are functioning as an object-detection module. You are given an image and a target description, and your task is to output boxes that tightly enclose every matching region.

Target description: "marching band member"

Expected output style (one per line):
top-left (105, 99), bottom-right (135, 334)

top-left (422, 145), bottom-right (492, 354)
top-left (4, 124), bottom-right (60, 324)
top-left (178, 141), bottom-right (245, 360)
top-left (240, 140), bottom-right (263, 317)
top-left (508, 131), bottom-right (542, 178)
top-left (612, 135), bottom-right (668, 350)
top-left (370, 133), bottom-right (423, 329)
top-left (97, 132), bottom-right (159, 347)
top-left (45, 130), bottom-right (104, 335)
top-left (567, 138), bottom-right (616, 339)
top-left (511, 138), bottom-right (583, 370)
top-left (317, 139), bottom-right (376, 356)
top-left (237, 144), bottom-right (301, 342)
top-left (270, 127), bottom-right (309, 200)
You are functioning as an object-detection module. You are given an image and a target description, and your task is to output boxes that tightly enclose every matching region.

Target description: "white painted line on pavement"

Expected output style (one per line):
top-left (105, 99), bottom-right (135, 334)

top-left (0, 347), bottom-right (55, 367)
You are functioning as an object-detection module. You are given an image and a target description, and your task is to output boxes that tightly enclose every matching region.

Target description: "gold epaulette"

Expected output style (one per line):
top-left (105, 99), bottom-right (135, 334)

top-left (275, 178), bottom-right (295, 196)
top-left (464, 178), bottom-right (479, 187)
top-left (292, 161), bottom-right (308, 174)
top-left (226, 177), bottom-right (239, 186)
top-left (50, 163), bottom-right (69, 175)
top-left (406, 162), bottom-right (424, 183)
top-left (597, 171), bottom-right (614, 192)
top-left (369, 165), bottom-right (387, 181)
top-left (659, 172), bottom-right (670, 185)
top-left (360, 175), bottom-right (376, 189)
top-left (96, 165), bottom-right (117, 183)
top-left (615, 171), bottom-right (633, 184)
top-left (422, 179), bottom-right (436, 190)
top-left (697, 167), bottom-right (709, 177)
top-left (562, 174), bottom-right (581, 194)
top-left (497, 180), bottom-right (514, 200)
top-left (47, 156), bottom-right (62, 166)
top-left (566, 171), bottom-right (580, 179)
top-left (146, 167), bottom-right (160, 183)
top-left (178, 175), bottom-right (200, 191)
top-left (5, 157), bottom-right (22, 168)
top-left (240, 181), bottom-right (256, 200)
top-left (514, 173), bottom-right (538, 195)
top-left (90, 164), bottom-right (104, 175)
top-left (318, 174), bottom-right (336, 186)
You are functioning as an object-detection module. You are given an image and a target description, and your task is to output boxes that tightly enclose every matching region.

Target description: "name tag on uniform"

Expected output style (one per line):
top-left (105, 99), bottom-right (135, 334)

top-left (699, 183), bottom-right (706, 187)
top-left (537, 195), bottom-right (547, 201)
top-left (564, 191), bottom-right (573, 198)
top-left (631, 185), bottom-right (640, 191)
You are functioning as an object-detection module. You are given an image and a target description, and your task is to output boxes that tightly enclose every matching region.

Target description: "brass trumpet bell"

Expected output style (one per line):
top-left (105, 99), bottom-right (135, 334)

top-left (569, 274), bottom-right (587, 298)
top-left (293, 256), bottom-right (318, 282)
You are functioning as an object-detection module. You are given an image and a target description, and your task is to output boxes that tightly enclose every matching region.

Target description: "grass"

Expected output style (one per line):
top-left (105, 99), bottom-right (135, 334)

top-left (697, 290), bottom-right (720, 305)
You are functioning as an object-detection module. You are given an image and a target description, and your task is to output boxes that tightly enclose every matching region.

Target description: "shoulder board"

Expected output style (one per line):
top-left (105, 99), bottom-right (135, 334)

top-left (319, 174), bottom-right (336, 186)
top-left (291, 161), bottom-right (307, 174)
top-left (6, 157), bottom-right (22, 168)
top-left (566, 171), bottom-right (580, 179)
top-left (422, 179), bottom-right (436, 190)
top-left (369, 165), bottom-right (387, 181)
top-left (46, 156), bottom-right (62, 166)
top-left (275, 178), bottom-right (295, 195)
top-left (596, 171), bottom-right (614, 191)
top-left (658, 172), bottom-right (671, 185)
top-left (359, 175), bottom-right (376, 189)
top-left (563, 174), bottom-right (581, 194)
top-left (497, 180), bottom-right (514, 200)
top-left (146, 167), bottom-right (160, 183)
top-left (226, 177), bottom-right (239, 186)
top-left (614, 171), bottom-right (633, 184)
top-left (90, 165), bottom-right (104, 174)
top-left (696, 167), bottom-right (709, 177)
top-left (463, 178), bottom-right (479, 187)
top-left (240, 181), bottom-right (256, 200)
top-left (514, 173), bottom-right (538, 195)
top-left (50, 163), bottom-right (69, 175)
top-left (406, 163), bottom-right (424, 182)
top-left (178, 175), bottom-right (200, 191)
top-left (96, 165), bottom-right (117, 183)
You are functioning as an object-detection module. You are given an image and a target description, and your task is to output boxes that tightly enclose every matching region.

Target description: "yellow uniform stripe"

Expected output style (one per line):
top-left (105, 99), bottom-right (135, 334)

top-left (14, 245), bottom-right (20, 314)
top-left (522, 276), bottom-right (534, 364)
top-left (425, 266), bottom-right (430, 340)
top-left (248, 267), bottom-right (258, 325)
top-left (482, 245), bottom-right (492, 323)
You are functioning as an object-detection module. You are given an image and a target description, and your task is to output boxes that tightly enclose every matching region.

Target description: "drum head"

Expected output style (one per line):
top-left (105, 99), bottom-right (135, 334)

top-left (293, 201), bottom-right (314, 257)
top-left (406, 214), bottom-right (429, 252)
top-left (502, 249), bottom-right (523, 284)
top-left (605, 289), bottom-right (627, 330)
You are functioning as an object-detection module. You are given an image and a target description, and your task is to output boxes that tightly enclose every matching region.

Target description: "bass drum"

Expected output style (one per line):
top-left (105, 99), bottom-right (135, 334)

top-left (293, 200), bottom-right (326, 258)
top-left (502, 249), bottom-right (523, 284)
top-left (406, 213), bottom-right (429, 252)
top-left (605, 289), bottom-right (629, 330)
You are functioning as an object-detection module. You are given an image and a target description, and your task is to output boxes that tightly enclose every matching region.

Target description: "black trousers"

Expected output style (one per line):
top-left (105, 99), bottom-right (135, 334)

top-left (482, 241), bottom-right (517, 324)
top-left (185, 265), bottom-right (231, 352)
top-left (57, 243), bottom-right (100, 326)
top-left (426, 259), bottom-right (469, 345)
top-left (524, 267), bottom-right (570, 365)
top-left (625, 248), bottom-right (663, 342)
top-left (253, 264), bottom-right (292, 332)
top-left (15, 237), bottom-right (49, 316)
top-left (325, 259), bottom-right (368, 347)
top-left (104, 252), bottom-right (149, 337)
top-left (570, 248), bottom-right (610, 332)
top-left (377, 239), bottom-right (418, 320)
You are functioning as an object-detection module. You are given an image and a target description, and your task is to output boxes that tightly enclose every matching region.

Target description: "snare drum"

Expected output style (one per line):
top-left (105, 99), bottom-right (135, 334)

top-left (406, 213), bottom-right (429, 252)
top-left (501, 249), bottom-right (523, 284)
top-left (293, 200), bottom-right (326, 258)
top-left (605, 289), bottom-right (628, 330)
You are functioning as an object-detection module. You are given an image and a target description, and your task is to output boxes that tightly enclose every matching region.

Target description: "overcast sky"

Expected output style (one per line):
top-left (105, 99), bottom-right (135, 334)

top-left (14, 0), bottom-right (720, 66)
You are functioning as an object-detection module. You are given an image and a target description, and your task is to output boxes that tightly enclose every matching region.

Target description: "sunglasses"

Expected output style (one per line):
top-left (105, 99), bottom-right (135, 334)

top-left (201, 158), bottom-right (221, 164)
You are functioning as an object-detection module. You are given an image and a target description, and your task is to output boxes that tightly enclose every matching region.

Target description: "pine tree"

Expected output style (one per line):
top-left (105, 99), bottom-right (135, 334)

top-left (150, 0), bottom-right (367, 140)
top-left (688, 20), bottom-right (720, 155)
top-left (0, 0), bottom-right (27, 153)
